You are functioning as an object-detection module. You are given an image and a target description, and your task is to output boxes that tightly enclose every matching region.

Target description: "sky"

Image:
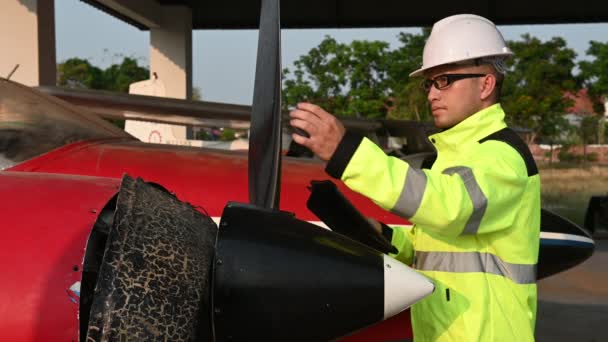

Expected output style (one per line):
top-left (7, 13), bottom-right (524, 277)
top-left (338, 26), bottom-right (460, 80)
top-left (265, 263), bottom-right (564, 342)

top-left (55, 1), bottom-right (608, 105)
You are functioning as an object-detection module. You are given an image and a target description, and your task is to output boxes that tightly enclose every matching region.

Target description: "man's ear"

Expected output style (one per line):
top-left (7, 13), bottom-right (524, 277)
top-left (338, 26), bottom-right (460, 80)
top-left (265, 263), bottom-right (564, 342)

top-left (479, 74), bottom-right (496, 101)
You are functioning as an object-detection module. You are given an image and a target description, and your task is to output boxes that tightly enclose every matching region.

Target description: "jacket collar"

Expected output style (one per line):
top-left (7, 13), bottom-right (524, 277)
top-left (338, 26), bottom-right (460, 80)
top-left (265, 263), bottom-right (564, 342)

top-left (429, 103), bottom-right (507, 153)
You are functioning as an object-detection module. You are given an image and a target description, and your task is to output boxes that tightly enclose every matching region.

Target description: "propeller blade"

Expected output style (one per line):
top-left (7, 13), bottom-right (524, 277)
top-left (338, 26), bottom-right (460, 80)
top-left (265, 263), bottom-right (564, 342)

top-left (248, 0), bottom-right (282, 209)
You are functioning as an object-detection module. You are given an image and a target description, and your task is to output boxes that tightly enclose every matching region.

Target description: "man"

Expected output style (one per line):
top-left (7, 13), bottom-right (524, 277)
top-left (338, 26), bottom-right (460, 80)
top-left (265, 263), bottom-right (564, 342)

top-left (290, 14), bottom-right (540, 341)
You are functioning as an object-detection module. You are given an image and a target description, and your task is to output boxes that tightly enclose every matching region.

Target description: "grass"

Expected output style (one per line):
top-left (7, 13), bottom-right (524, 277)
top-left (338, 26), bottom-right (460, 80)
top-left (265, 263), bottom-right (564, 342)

top-left (540, 163), bottom-right (608, 227)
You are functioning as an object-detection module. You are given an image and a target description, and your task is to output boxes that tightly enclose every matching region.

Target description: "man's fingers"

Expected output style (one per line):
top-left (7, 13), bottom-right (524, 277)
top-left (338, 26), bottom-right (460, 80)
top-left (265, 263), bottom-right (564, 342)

top-left (291, 133), bottom-right (308, 146)
top-left (288, 103), bottom-right (344, 161)
top-left (289, 108), bottom-right (310, 120)
top-left (296, 102), bottom-right (329, 119)
top-left (290, 106), bottom-right (339, 137)
top-left (296, 102), bottom-right (320, 113)
top-left (289, 108), bottom-right (323, 125)
top-left (290, 118), bottom-right (315, 136)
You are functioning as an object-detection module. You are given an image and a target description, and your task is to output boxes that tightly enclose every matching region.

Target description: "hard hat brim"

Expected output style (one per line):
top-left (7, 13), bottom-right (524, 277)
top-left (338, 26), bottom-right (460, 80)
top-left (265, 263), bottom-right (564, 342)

top-left (409, 51), bottom-right (513, 78)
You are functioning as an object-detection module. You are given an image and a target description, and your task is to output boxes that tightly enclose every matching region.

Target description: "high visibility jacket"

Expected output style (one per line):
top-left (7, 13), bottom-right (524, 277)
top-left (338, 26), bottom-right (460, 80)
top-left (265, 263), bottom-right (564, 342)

top-left (326, 104), bottom-right (540, 341)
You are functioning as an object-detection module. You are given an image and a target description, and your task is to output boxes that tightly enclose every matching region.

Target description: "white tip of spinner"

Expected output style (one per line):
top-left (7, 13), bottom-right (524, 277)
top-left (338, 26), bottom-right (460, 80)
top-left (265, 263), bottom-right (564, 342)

top-left (383, 254), bottom-right (435, 319)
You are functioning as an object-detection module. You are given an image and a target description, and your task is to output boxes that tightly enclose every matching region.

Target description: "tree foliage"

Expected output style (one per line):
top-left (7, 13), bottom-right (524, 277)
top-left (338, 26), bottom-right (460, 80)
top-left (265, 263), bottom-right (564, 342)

top-left (579, 41), bottom-right (608, 144)
top-left (580, 115), bottom-right (600, 144)
top-left (282, 36), bottom-right (390, 118)
top-left (57, 57), bottom-right (150, 129)
top-left (58, 56), bottom-right (203, 100)
top-left (384, 29), bottom-right (431, 121)
top-left (57, 57), bottom-right (149, 92)
top-left (192, 87), bottom-right (203, 101)
top-left (282, 30), bottom-right (431, 120)
top-left (102, 57), bottom-right (150, 92)
top-left (579, 41), bottom-right (608, 114)
top-left (501, 34), bottom-right (580, 144)
top-left (57, 58), bottom-right (105, 89)
top-left (283, 31), bottom-right (601, 146)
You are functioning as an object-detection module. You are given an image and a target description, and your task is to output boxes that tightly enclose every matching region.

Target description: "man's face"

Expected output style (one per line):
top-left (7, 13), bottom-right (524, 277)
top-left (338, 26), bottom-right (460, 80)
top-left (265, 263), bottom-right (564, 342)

top-left (423, 64), bottom-right (493, 129)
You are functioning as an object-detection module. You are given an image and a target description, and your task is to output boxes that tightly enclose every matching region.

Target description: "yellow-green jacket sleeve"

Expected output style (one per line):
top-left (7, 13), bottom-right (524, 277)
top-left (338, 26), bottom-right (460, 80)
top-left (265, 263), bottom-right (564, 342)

top-left (326, 132), bottom-right (528, 238)
top-left (386, 225), bottom-right (416, 265)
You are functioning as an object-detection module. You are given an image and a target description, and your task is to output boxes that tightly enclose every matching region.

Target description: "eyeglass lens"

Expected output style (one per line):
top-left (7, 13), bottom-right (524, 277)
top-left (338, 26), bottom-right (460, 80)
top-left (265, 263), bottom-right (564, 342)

top-left (421, 74), bottom-right (486, 92)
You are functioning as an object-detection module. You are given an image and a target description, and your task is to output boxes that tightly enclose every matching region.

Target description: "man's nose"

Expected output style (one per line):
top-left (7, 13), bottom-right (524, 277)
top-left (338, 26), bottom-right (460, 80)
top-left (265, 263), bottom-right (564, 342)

top-left (427, 86), bottom-right (440, 102)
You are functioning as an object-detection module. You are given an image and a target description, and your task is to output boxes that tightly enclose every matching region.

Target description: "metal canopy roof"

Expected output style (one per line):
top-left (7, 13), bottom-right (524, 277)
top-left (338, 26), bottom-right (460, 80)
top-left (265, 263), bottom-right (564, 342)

top-left (83, 0), bottom-right (608, 30)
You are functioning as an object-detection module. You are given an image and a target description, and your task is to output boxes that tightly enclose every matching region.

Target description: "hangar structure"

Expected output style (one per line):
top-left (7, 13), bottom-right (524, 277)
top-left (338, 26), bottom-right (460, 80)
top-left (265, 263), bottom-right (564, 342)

top-left (2, 0), bottom-right (608, 102)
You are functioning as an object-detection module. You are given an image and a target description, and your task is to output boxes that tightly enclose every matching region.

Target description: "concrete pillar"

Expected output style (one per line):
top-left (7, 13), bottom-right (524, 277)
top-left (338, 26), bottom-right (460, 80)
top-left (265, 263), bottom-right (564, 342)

top-left (150, 6), bottom-right (192, 100)
top-left (149, 6), bottom-right (192, 140)
top-left (0, 0), bottom-right (56, 86)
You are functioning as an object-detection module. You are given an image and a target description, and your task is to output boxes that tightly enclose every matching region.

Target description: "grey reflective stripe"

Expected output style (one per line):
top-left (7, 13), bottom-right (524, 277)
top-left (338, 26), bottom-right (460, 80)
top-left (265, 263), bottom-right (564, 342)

top-left (415, 251), bottom-right (536, 284)
top-left (392, 167), bottom-right (427, 218)
top-left (443, 166), bottom-right (487, 235)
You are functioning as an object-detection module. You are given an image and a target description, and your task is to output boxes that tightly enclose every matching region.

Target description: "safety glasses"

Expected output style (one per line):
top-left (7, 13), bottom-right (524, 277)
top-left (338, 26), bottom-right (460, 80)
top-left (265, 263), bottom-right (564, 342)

top-left (421, 73), bottom-right (486, 92)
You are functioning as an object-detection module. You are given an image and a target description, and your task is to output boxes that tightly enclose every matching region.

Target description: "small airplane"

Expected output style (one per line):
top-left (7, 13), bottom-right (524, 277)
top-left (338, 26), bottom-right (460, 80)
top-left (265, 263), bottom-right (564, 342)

top-left (585, 195), bottom-right (608, 236)
top-left (0, 0), bottom-right (595, 340)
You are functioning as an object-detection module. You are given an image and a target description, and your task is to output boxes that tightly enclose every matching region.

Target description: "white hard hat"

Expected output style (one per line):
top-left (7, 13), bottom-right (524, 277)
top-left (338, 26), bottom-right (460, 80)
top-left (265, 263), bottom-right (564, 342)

top-left (409, 14), bottom-right (513, 77)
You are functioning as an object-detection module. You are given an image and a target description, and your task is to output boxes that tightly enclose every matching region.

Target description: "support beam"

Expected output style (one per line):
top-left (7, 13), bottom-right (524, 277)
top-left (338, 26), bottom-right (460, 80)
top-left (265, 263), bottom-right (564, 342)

top-left (89, 0), bottom-right (162, 28)
top-left (1, 0), bottom-right (56, 86)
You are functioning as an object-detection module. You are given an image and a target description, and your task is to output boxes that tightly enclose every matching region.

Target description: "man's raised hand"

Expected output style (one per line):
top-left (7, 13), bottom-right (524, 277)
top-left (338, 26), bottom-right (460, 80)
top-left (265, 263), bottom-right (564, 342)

top-left (289, 103), bottom-right (346, 161)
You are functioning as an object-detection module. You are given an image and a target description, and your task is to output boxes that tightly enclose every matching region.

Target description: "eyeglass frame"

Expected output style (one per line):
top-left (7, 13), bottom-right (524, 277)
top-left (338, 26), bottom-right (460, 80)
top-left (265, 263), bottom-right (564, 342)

top-left (421, 73), bottom-right (487, 92)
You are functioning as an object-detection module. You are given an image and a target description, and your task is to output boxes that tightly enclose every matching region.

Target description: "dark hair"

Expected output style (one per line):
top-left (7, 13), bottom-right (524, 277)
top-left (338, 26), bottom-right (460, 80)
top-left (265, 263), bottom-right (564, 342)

top-left (473, 57), bottom-right (507, 102)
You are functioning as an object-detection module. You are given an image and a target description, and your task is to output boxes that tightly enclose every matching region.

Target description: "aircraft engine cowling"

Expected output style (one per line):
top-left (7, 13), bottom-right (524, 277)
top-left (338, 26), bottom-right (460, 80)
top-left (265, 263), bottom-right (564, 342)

top-left (213, 202), bottom-right (434, 341)
top-left (82, 176), bottom-right (433, 341)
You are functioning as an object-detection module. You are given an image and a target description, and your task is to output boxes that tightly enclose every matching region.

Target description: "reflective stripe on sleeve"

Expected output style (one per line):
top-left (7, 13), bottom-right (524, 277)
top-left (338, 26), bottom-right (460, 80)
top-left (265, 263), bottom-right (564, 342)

top-left (391, 167), bottom-right (427, 218)
top-left (415, 251), bottom-right (536, 284)
top-left (442, 166), bottom-right (487, 235)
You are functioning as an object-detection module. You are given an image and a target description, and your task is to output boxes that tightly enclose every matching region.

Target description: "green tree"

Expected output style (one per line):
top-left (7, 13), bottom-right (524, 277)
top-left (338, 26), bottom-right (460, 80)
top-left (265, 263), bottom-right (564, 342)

top-left (580, 115), bottom-right (600, 144)
top-left (282, 36), bottom-right (390, 118)
top-left (579, 41), bottom-right (608, 114)
top-left (579, 41), bottom-right (608, 143)
top-left (101, 57), bottom-right (149, 92)
top-left (192, 87), bottom-right (203, 101)
top-left (384, 29), bottom-right (431, 121)
top-left (501, 34), bottom-right (579, 144)
top-left (570, 115), bottom-right (601, 162)
top-left (58, 57), bottom-right (149, 129)
top-left (282, 30), bottom-right (431, 120)
top-left (57, 57), bottom-right (149, 92)
top-left (281, 36), bottom-right (349, 115)
top-left (343, 40), bottom-right (392, 118)
top-left (57, 58), bottom-right (105, 89)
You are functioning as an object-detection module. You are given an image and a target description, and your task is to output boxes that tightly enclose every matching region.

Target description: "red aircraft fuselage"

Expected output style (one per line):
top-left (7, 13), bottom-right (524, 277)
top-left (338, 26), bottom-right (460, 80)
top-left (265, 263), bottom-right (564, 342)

top-left (0, 172), bottom-right (119, 340)
top-left (8, 138), bottom-right (410, 225)
top-left (5, 138), bottom-right (414, 341)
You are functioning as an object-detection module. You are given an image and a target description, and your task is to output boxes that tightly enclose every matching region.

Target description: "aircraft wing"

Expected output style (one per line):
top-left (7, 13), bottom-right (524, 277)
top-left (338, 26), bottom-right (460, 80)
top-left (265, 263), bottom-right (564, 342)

top-left (36, 85), bottom-right (383, 133)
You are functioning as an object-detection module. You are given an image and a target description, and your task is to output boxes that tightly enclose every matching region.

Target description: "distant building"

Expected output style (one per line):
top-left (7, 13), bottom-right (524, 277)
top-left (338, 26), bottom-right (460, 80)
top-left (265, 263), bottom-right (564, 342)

top-left (563, 89), bottom-right (596, 126)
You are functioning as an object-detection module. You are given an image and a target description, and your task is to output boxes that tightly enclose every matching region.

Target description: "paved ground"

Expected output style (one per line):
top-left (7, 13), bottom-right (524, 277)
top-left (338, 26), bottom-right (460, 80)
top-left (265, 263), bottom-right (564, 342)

top-left (536, 239), bottom-right (608, 341)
